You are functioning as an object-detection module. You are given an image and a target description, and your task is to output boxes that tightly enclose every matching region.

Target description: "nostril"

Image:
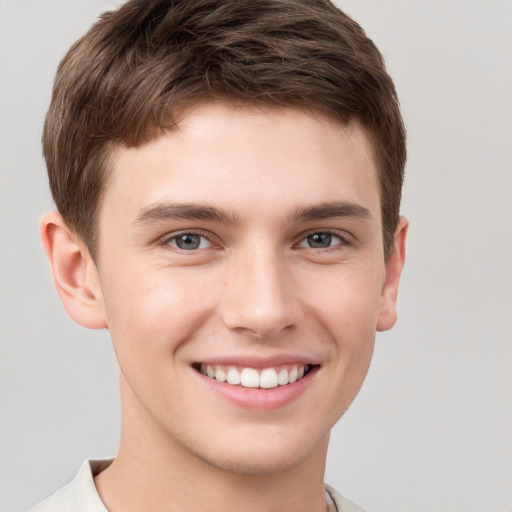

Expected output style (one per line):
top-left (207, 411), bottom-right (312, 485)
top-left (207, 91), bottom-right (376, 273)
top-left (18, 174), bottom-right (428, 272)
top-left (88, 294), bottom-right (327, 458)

top-left (232, 323), bottom-right (295, 340)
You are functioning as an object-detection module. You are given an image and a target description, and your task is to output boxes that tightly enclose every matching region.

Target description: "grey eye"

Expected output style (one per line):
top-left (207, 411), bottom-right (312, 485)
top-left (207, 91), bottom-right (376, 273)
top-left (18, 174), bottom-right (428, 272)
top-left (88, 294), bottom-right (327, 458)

top-left (298, 232), bottom-right (344, 249)
top-left (169, 233), bottom-right (211, 251)
top-left (306, 232), bottom-right (333, 248)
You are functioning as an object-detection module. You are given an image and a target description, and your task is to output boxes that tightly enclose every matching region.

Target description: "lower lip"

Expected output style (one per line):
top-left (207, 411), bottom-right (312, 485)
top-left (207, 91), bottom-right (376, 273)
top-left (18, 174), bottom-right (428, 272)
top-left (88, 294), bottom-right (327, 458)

top-left (195, 367), bottom-right (318, 410)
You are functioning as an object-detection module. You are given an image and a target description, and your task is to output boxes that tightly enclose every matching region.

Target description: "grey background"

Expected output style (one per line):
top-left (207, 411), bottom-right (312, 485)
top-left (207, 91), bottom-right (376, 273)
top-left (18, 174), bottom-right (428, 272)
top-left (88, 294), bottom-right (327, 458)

top-left (1, 1), bottom-right (511, 511)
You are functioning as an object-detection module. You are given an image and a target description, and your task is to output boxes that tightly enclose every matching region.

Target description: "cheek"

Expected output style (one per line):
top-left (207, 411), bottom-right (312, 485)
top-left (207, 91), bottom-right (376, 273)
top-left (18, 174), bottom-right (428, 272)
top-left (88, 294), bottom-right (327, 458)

top-left (101, 264), bottom-right (219, 359)
top-left (315, 278), bottom-right (379, 420)
top-left (301, 263), bottom-right (382, 399)
top-left (301, 262), bottom-right (384, 336)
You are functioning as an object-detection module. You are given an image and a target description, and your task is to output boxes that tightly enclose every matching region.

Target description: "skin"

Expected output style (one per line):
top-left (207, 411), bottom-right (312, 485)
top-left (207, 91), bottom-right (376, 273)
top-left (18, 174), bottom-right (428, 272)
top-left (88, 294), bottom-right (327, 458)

top-left (41, 103), bottom-right (407, 512)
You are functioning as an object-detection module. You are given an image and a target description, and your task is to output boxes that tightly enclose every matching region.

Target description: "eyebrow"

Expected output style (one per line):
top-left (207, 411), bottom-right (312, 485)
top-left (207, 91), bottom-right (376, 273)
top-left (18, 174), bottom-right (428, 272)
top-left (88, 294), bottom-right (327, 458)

top-left (133, 200), bottom-right (371, 227)
top-left (132, 202), bottom-right (240, 226)
top-left (288, 201), bottom-right (371, 222)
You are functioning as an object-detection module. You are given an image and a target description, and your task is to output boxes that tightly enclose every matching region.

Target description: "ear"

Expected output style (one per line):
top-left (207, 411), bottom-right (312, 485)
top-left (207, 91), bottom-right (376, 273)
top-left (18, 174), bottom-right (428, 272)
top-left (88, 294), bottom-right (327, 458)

top-left (40, 211), bottom-right (107, 329)
top-left (377, 217), bottom-right (408, 332)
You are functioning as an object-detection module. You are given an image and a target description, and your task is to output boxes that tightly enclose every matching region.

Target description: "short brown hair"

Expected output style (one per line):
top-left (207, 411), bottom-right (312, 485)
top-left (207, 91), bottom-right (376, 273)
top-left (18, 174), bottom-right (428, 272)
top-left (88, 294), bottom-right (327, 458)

top-left (43, 0), bottom-right (406, 259)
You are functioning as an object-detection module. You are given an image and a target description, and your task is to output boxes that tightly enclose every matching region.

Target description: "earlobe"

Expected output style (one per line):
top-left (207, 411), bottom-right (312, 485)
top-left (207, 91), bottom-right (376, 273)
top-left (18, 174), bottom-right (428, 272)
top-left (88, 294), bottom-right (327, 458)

top-left (377, 217), bottom-right (408, 332)
top-left (40, 211), bottom-right (107, 329)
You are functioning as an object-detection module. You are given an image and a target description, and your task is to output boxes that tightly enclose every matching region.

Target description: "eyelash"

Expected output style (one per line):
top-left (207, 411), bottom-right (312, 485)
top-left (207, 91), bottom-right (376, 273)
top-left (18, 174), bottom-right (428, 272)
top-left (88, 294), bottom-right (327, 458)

top-left (295, 230), bottom-right (350, 251)
top-left (159, 230), bottom-right (216, 252)
top-left (159, 229), bottom-right (350, 253)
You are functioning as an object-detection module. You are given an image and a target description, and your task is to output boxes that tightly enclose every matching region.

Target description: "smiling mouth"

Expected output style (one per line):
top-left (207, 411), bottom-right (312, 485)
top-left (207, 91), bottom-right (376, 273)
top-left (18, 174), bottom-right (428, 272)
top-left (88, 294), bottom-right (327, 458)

top-left (193, 363), bottom-right (314, 389)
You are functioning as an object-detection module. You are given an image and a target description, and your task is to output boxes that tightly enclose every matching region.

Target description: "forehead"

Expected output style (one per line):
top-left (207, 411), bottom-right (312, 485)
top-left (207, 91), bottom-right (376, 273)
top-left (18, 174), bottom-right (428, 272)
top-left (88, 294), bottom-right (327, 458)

top-left (101, 103), bottom-right (380, 226)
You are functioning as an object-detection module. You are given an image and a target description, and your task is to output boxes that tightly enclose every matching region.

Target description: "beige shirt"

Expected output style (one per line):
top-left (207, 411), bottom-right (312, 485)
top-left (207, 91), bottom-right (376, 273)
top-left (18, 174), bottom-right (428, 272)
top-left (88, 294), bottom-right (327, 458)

top-left (27, 460), bottom-right (366, 512)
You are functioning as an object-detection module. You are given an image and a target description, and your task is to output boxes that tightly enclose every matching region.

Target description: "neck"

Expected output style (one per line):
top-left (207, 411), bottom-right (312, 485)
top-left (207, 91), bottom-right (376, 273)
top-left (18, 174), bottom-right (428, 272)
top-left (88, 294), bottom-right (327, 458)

top-left (95, 378), bottom-right (330, 512)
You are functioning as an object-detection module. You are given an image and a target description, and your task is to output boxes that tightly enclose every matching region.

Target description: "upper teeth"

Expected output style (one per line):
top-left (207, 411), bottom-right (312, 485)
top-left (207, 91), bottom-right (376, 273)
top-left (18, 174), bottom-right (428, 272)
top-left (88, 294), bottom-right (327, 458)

top-left (200, 364), bottom-right (309, 388)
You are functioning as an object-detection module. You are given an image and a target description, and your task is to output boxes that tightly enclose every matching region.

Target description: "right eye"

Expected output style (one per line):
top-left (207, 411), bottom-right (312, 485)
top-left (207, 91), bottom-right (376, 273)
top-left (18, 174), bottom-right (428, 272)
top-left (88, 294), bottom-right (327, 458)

top-left (165, 233), bottom-right (213, 251)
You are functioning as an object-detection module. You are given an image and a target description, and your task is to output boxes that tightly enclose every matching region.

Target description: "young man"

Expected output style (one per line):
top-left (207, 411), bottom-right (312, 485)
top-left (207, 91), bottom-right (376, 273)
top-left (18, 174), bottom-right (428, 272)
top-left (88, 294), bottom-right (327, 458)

top-left (30, 0), bottom-right (407, 511)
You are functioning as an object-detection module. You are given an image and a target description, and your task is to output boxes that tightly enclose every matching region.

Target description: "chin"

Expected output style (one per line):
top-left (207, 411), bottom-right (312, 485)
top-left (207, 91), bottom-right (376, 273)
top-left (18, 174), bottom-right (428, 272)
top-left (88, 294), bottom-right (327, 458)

top-left (200, 449), bottom-right (308, 476)
top-left (188, 428), bottom-right (329, 476)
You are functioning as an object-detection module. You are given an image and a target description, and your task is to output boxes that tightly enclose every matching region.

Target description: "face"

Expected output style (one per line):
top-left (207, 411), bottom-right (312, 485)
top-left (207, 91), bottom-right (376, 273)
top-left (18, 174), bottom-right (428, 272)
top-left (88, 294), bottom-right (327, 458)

top-left (90, 103), bottom-right (404, 474)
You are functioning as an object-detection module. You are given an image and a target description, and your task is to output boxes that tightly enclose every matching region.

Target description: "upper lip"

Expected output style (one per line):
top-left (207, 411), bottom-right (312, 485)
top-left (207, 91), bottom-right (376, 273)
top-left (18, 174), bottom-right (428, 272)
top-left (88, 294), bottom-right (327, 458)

top-left (193, 354), bottom-right (321, 368)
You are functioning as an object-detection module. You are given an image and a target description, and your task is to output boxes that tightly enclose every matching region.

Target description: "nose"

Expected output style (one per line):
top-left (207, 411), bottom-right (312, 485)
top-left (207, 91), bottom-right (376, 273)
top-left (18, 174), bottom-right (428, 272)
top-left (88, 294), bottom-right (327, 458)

top-left (220, 246), bottom-right (302, 339)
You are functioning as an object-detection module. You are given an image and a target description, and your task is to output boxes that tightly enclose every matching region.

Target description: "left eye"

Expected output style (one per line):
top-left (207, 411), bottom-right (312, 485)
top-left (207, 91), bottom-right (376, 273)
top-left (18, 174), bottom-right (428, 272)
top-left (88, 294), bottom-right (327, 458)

top-left (298, 232), bottom-right (344, 249)
top-left (167, 233), bottom-right (212, 251)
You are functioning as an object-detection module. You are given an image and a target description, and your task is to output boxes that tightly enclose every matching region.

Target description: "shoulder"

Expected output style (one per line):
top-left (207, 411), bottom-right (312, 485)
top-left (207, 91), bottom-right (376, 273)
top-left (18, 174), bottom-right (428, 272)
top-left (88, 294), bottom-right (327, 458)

top-left (26, 481), bottom-right (78, 512)
top-left (325, 483), bottom-right (368, 512)
top-left (26, 460), bottom-right (111, 512)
